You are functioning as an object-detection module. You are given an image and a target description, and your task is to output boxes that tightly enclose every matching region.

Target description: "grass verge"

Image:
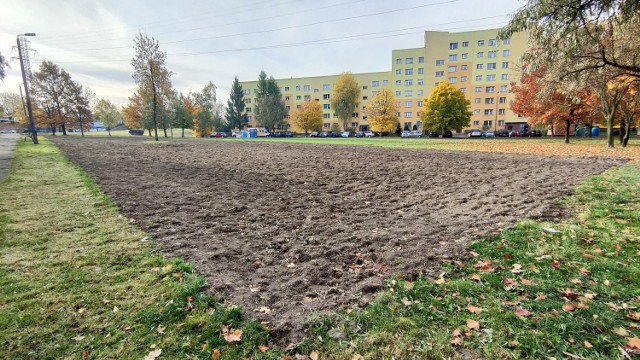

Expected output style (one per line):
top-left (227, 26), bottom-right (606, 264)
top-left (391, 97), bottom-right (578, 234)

top-left (1, 138), bottom-right (638, 359)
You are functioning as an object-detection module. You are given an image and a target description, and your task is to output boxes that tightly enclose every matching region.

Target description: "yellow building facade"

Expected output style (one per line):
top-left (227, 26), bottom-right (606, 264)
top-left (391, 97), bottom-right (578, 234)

top-left (240, 28), bottom-right (529, 133)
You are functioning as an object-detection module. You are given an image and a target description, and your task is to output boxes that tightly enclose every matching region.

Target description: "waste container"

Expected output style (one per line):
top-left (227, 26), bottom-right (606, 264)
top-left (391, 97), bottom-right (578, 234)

top-left (591, 127), bottom-right (600, 137)
top-left (249, 128), bottom-right (257, 138)
top-left (241, 130), bottom-right (248, 138)
top-left (575, 128), bottom-right (586, 137)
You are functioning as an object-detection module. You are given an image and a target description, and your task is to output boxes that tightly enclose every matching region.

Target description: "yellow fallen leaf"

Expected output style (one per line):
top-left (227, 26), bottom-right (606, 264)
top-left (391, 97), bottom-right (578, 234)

top-left (466, 319), bottom-right (480, 330)
top-left (157, 325), bottom-right (165, 334)
top-left (584, 340), bottom-right (592, 348)
top-left (211, 348), bottom-right (221, 360)
top-left (257, 344), bottom-right (268, 353)
top-left (627, 337), bottom-right (640, 349)
top-left (613, 327), bottom-right (629, 336)
top-left (143, 349), bottom-right (162, 360)
top-left (466, 305), bottom-right (482, 314)
top-left (310, 350), bottom-right (319, 360)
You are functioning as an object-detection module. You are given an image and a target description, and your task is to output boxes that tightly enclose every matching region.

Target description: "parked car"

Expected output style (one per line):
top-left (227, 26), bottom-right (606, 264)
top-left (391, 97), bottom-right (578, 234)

top-left (363, 131), bottom-right (376, 138)
top-left (310, 131), bottom-right (320, 137)
top-left (468, 129), bottom-right (483, 137)
top-left (409, 130), bottom-right (423, 138)
top-left (401, 130), bottom-right (411, 137)
top-left (273, 131), bottom-right (293, 138)
top-left (428, 131), bottom-right (440, 138)
top-left (482, 130), bottom-right (495, 138)
top-left (496, 129), bottom-right (510, 137)
top-left (231, 131), bottom-right (242, 138)
top-left (320, 131), bottom-right (330, 138)
top-left (329, 131), bottom-right (341, 137)
top-left (210, 131), bottom-right (227, 138)
top-left (354, 131), bottom-right (364, 138)
top-left (442, 131), bottom-right (453, 138)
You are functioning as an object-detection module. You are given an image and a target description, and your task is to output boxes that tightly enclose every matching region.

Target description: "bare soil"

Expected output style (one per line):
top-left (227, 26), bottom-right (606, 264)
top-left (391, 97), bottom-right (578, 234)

top-left (50, 137), bottom-right (624, 343)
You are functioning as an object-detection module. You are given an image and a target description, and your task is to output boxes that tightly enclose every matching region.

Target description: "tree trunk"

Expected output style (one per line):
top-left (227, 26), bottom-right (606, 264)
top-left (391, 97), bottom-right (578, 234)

top-left (622, 120), bottom-right (631, 147)
top-left (108, 127), bottom-right (111, 136)
top-left (79, 119), bottom-right (85, 137)
top-left (149, 61), bottom-right (159, 142)
top-left (564, 118), bottom-right (570, 144)
top-left (182, 127), bottom-right (185, 138)
top-left (606, 116), bottom-right (615, 148)
top-left (163, 125), bottom-right (167, 138)
top-left (61, 123), bottom-right (67, 135)
top-left (50, 123), bottom-right (56, 135)
top-left (619, 118), bottom-right (625, 145)
top-left (148, 128), bottom-right (152, 137)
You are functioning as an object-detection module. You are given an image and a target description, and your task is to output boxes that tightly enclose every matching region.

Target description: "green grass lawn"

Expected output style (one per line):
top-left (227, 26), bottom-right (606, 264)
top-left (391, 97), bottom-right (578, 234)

top-left (1, 138), bottom-right (638, 359)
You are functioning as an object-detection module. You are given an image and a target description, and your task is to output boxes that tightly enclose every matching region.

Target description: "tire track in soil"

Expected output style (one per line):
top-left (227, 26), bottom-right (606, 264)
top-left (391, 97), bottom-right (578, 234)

top-left (50, 137), bottom-right (625, 344)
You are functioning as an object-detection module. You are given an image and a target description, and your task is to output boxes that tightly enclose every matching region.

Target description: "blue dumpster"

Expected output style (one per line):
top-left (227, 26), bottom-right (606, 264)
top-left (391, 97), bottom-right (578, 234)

top-left (575, 128), bottom-right (586, 137)
top-left (249, 128), bottom-right (257, 138)
top-left (591, 127), bottom-right (600, 137)
top-left (241, 130), bottom-right (248, 138)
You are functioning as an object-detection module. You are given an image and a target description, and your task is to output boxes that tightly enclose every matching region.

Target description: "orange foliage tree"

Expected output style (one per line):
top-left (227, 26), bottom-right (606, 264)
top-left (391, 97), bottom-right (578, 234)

top-left (510, 68), bottom-right (594, 143)
top-left (122, 93), bottom-right (143, 131)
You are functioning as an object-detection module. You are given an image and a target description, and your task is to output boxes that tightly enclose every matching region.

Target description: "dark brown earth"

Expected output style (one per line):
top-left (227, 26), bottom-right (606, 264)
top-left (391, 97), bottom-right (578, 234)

top-left (50, 137), bottom-right (624, 343)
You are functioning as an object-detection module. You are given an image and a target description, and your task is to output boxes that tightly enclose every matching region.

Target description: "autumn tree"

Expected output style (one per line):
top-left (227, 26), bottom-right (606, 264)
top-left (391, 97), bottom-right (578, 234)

top-left (254, 71), bottom-right (287, 132)
top-left (31, 60), bottom-right (74, 135)
top-left (331, 72), bottom-right (360, 131)
top-left (131, 32), bottom-right (172, 141)
top-left (0, 52), bottom-right (8, 82)
top-left (420, 82), bottom-right (471, 134)
top-left (66, 81), bottom-right (94, 137)
top-left (0, 92), bottom-right (25, 121)
top-left (619, 79), bottom-right (640, 147)
top-left (183, 95), bottom-right (202, 137)
top-left (172, 95), bottom-right (191, 137)
top-left (191, 82), bottom-right (219, 137)
top-left (122, 93), bottom-right (143, 130)
top-left (292, 100), bottom-right (323, 137)
top-left (365, 88), bottom-right (399, 134)
top-left (94, 98), bottom-right (120, 136)
top-left (225, 77), bottom-right (248, 130)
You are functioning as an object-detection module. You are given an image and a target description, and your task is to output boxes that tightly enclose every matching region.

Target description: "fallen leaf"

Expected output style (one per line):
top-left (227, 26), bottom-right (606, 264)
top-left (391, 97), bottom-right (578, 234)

top-left (503, 277), bottom-right (517, 290)
top-left (434, 277), bottom-right (446, 284)
top-left (563, 304), bottom-right (577, 312)
top-left (287, 263), bottom-right (296, 268)
top-left (303, 296), bottom-right (315, 304)
top-left (628, 312), bottom-right (640, 321)
top-left (221, 326), bottom-right (242, 344)
top-left (72, 335), bottom-right (85, 342)
top-left (466, 305), bottom-right (482, 314)
top-left (583, 293), bottom-right (597, 300)
top-left (157, 325), bottom-right (165, 334)
top-left (510, 264), bottom-right (522, 273)
top-left (211, 348), bottom-right (221, 360)
top-left (450, 337), bottom-right (463, 346)
top-left (468, 274), bottom-right (481, 281)
top-left (515, 308), bottom-right (532, 317)
top-left (570, 278), bottom-right (583, 285)
top-left (144, 349), bottom-right (162, 360)
top-left (469, 251), bottom-right (480, 257)
top-left (466, 319), bottom-right (480, 331)
top-left (561, 288), bottom-right (579, 300)
top-left (582, 253), bottom-right (594, 260)
top-left (627, 337), bottom-right (640, 349)
top-left (351, 354), bottom-right (364, 360)
top-left (452, 329), bottom-right (461, 337)
top-left (579, 267), bottom-right (590, 276)
top-left (310, 350), bottom-right (319, 360)
top-left (503, 253), bottom-right (513, 259)
top-left (604, 279), bottom-right (611, 287)
top-left (258, 344), bottom-right (268, 353)
top-left (112, 306), bottom-right (119, 313)
top-left (584, 341), bottom-right (593, 348)
top-left (255, 306), bottom-right (272, 314)
top-left (520, 278), bottom-right (533, 285)
top-left (535, 293), bottom-right (546, 301)
top-left (614, 327), bottom-right (629, 337)
top-left (551, 260), bottom-right (561, 268)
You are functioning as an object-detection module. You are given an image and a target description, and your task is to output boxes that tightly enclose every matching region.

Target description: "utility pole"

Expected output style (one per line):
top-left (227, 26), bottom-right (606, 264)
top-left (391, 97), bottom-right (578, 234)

top-left (16, 33), bottom-right (37, 144)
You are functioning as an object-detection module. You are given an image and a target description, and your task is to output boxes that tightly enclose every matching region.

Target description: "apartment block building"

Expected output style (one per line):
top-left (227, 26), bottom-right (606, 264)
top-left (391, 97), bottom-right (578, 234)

top-left (239, 28), bottom-right (529, 133)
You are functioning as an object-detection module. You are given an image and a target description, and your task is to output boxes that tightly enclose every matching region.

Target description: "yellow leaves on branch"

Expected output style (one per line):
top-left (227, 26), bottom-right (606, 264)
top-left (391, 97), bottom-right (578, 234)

top-left (365, 88), bottom-right (399, 133)
top-left (292, 100), bottom-right (323, 134)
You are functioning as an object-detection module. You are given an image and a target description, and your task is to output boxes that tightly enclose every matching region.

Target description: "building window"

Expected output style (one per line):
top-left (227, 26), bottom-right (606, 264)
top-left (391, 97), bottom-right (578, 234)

top-left (405, 68), bottom-right (413, 75)
top-left (436, 60), bottom-right (445, 66)
top-left (396, 91), bottom-right (402, 96)
top-left (462, 41), bottom-right (469, 47)
top-left (304, 95), bottom-right (311, 101)
top-left (449, 54), bottom-right (458, 61)
top-left (323, 94), bottom-right (330, 100)
top-left (246, 107), bottom-right (252, 112)
top-left (405, 79), bottom-right (413, 86)
top-left (382, 80), bottom-right (389, 86)
top-left (323, 114), bottom-right (330, 119)
top-left (460, 87), bottom-right (466, 93)
top-left (499, 97), bottom-right (506, 103)
top-left (449, 42), bottom-right (458, 50)
top-left (498, 109), bottom-right (506, 115)
top-left (487, 63), bottom-right (497, 70)
top-left (405, 57), bottom-right (414, 64)
top-left (323, 104), bottom-right (330, 109)
top-left (485, 98), bottom-right (495, 104)
top-left (314, 89), bottom-right (319, 92)
top-left (417, 100), bottom-right (423, 106)
top-left (435, 71), bottom-right (444, 77)
top-left (477, 64), bottom-right (483, 69)
top-left (363, 96), bottom-right (368, 100)
top-left (475, 98), bottom-right (481, 104)
top-left (323, 123), bottom-right (330, 128)
top-left (284, 86), bottom-right (290, 91)
top-left (405, 90), bottom-right (413, 97)
top-left (396, 80), bottom-right (402, 85)
top-left (489, 39), bottom-right (497, 46)
top-left (372, 91), bottom-right (378, 95)
top-left (483, 120), bottom-right (493, 126)
top-left (476, 75), bottom-right (483, 81)
top-left (448, 77), bottom-right (457, 83)
top-left (473, 120), bottom-right (480, 125)
top-left (502, 61), bottom-right (509, 69)
top-left (296, 105), bottom-right (302, 109)
top-left (372, 81), bottom-right (380, 87)
top-left (503, 50), bottom-right (510, 57)
top-left (461, 64), bottom-right (468, 70)
top-left (501, 74), bottom-right (508, 81)
top-left (245, 98), bottom-right (251, 104)
top-left (503, 38), bottom-right (511, 45)
top-left (396, 69), bottom-right (402, 75)
top-left (486, 86), bottom-right (495, 93)
top-left (417, 90), bottom-right (423, 96)
top-left (362, 85), bottom-right (368, 90)
top-left (418, 68), bottom-right (424, 74)
top-left (296, 86), bottom-right (301, 91)
top-left (477, 52), bottom-right (484, 58)
top-left (244, 89), bottom-right (250, 95)
top-left (352, 112), bottom-right (358, 118)
top-left (296, 95), bottom-right (301, 100)
top-left (396, 58), bottom-right (402, 64)
top-left (323, 84), bottom-right (330, 90)
top-left (500, 85), bottom-right (508, 92)
top-left (285, 96), bottom-right (290, 101)
top-left (404, 112), bottom-right (412, 118)
top-left (498, 120), bottom-right (505, 126)
top-left (487, 75), bottom-right (496, 81)
top-left (488, 51), bottom-right (497, 58)
top-left (473, 109), bottom-right (480, 114)
top-left (461, 53), bottom-right (468, 59)
top-left (478, 40), bottom-right (484, 46)
top-left (405, 101), bottom-right (412, 107)
top-left (417, 79), bottom-right (423, 85)
top-left (475, 87), bottom-right (482, 93)
top-left (418, 56), bottom-right (424, 63)
top-left (351, 122), bottom-right (358, 128)
top-left (448, 65), bottom-right (457, 72)
top-left (461, 76), bottom-right (467, 82)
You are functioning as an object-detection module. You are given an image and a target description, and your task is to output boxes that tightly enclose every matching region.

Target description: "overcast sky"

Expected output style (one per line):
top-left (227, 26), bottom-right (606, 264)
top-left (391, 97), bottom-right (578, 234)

top-left (1, 0), bottom-right (525, 107)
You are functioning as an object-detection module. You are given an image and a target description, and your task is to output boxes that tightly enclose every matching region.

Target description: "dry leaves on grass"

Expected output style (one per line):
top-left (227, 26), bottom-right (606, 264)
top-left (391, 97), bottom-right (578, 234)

top-left (466, 305), bottom-right (482, 314)
top-left (514, 308), bottom-right (532, 317)
top-left (220, 325), bottom-right (242, 344)
top-left (310, 350), bottom-right (320, 360)
top-left (466, 319), bottom-right (480, 331)
top-left (143, 349), bottom-right (162, 360)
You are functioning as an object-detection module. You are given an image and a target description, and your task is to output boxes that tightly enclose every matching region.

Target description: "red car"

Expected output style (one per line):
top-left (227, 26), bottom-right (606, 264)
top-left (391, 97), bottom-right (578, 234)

top-left (210, 132), bottom-right (227, 138)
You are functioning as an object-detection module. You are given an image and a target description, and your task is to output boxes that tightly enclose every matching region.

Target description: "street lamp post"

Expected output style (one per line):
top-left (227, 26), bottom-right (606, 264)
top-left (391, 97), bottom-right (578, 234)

top-left (16, 33), bottom-right (37, 144)
top-left (494, 91), bottom-right (500, 131)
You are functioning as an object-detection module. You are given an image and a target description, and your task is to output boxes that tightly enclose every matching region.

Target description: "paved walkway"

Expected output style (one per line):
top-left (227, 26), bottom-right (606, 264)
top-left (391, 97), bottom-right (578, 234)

top-left (0, 134), bottom-right (19, 182)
